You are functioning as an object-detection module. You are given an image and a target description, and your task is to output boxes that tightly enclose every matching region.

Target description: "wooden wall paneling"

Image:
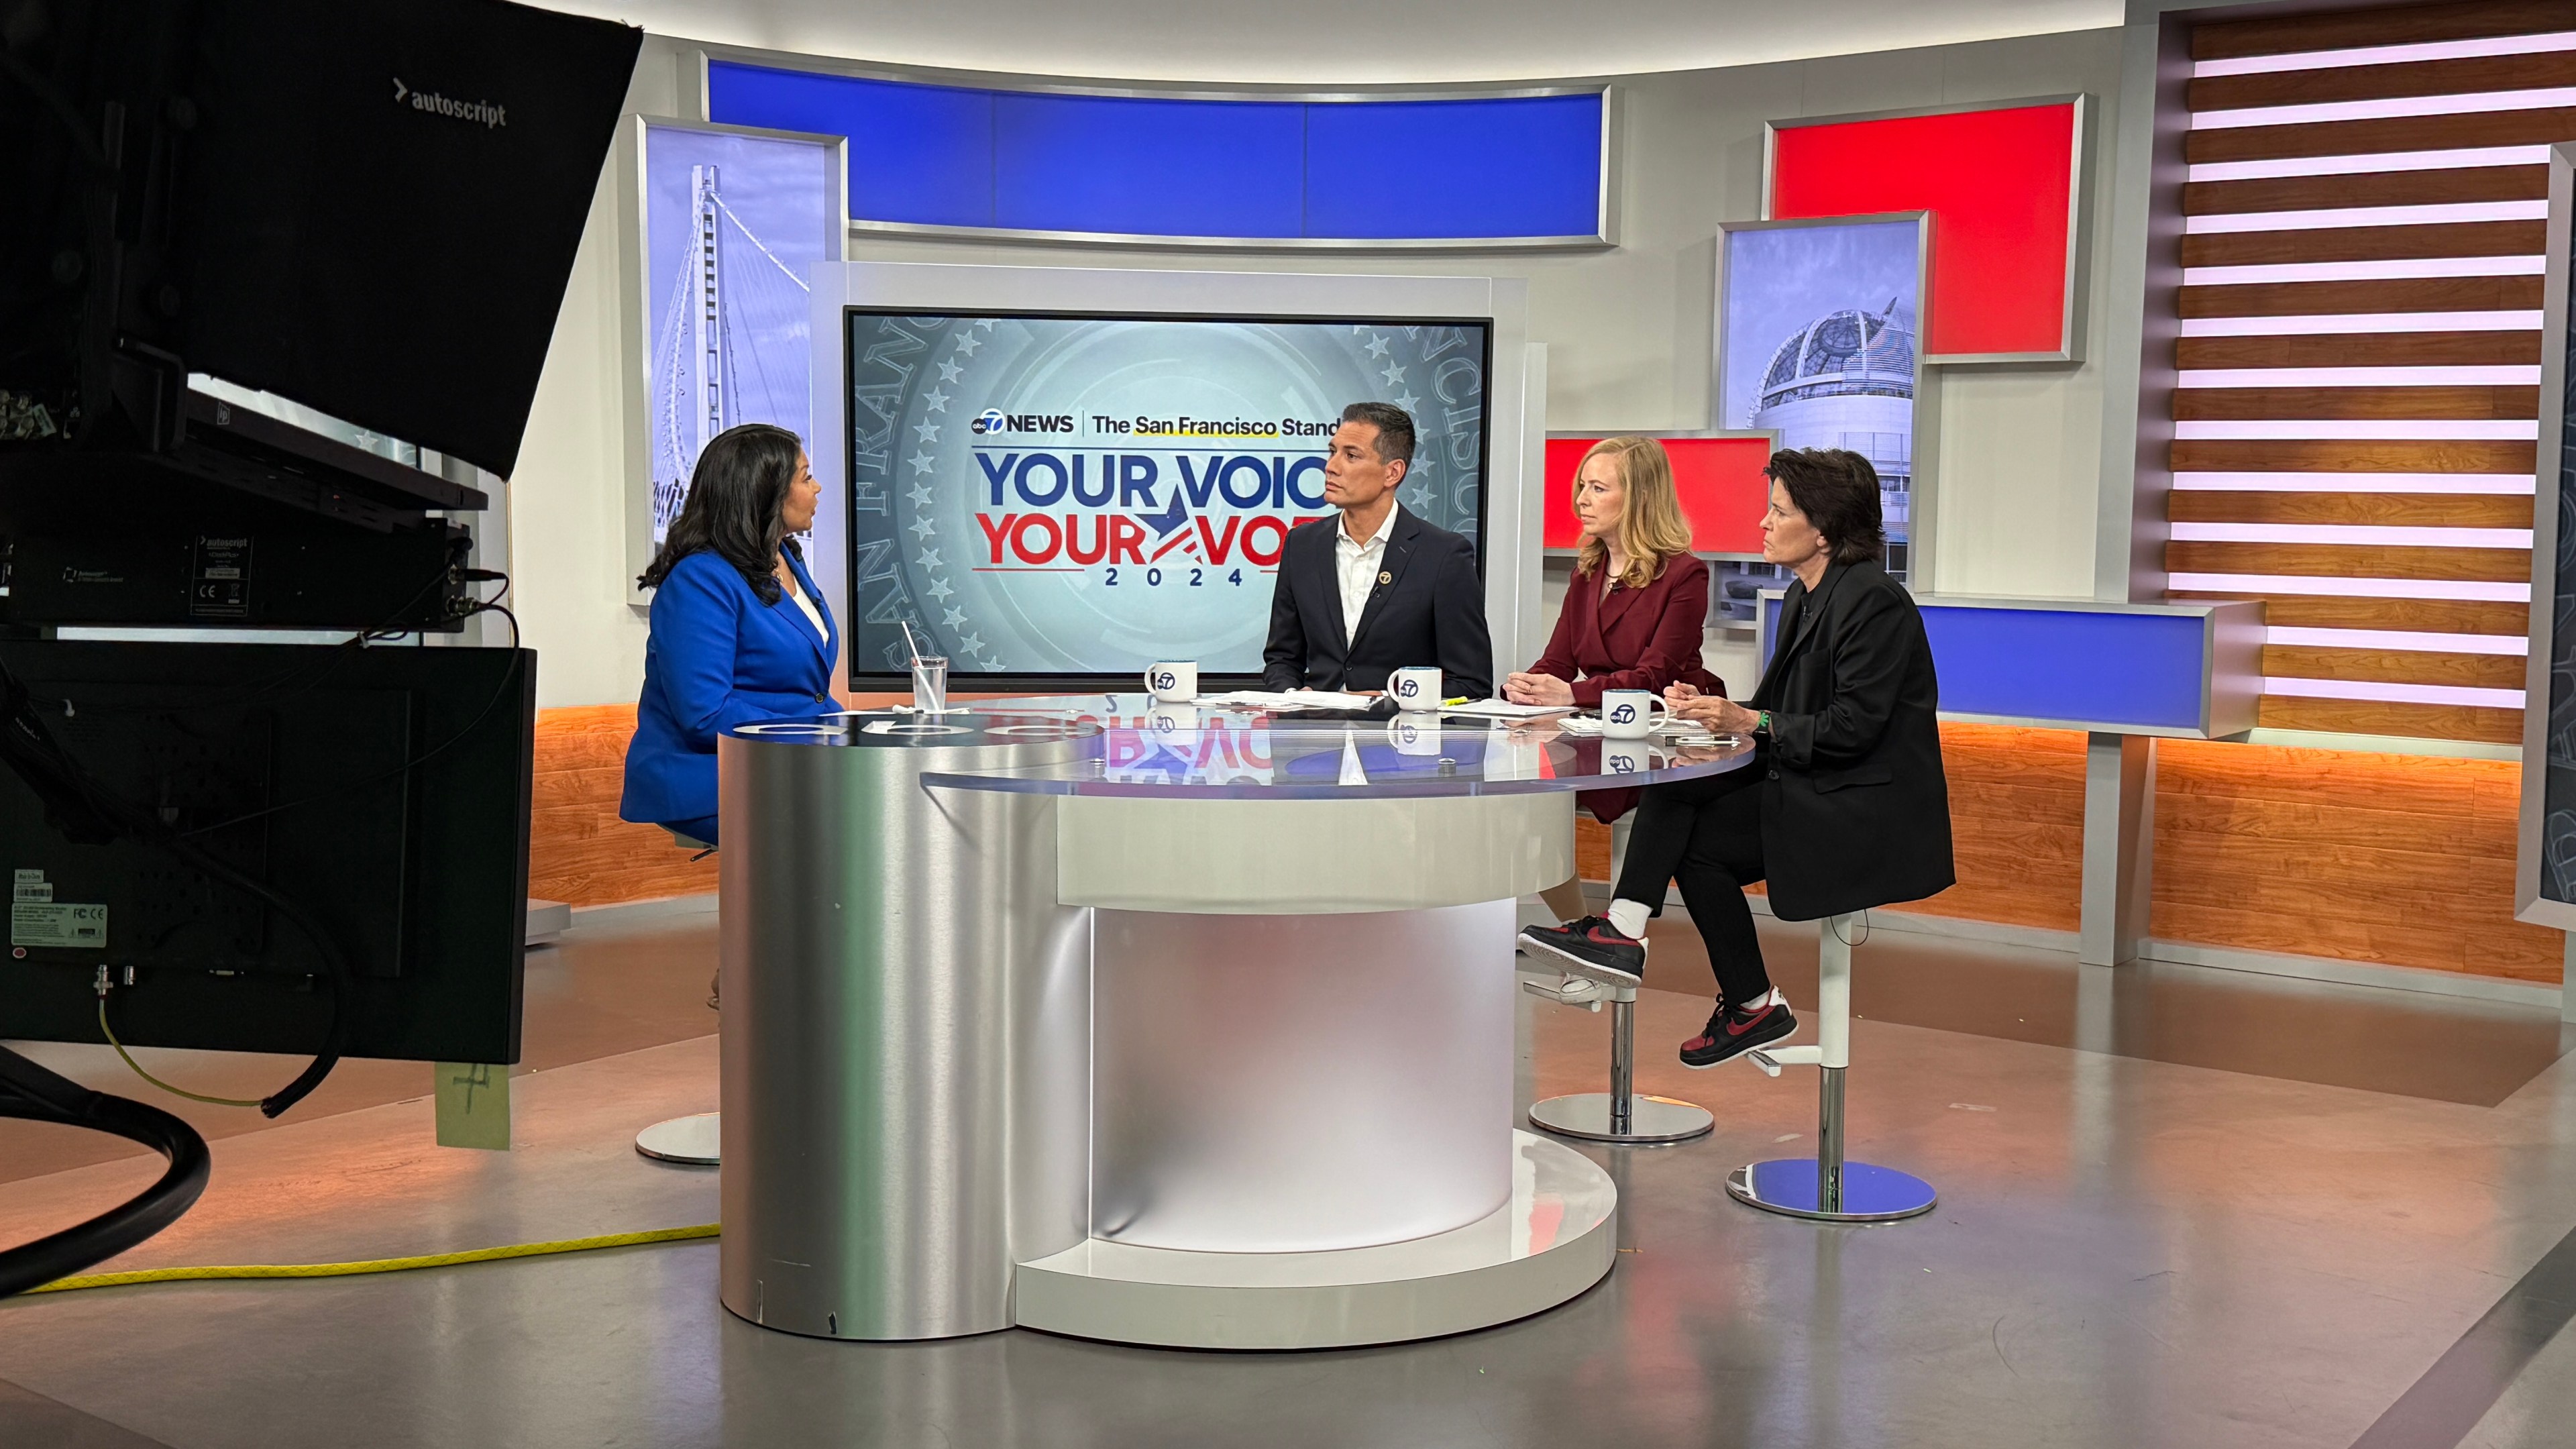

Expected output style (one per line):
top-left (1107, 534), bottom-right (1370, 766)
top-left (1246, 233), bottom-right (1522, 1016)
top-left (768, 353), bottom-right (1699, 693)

top-left (2180, 276), bottom-right (2544, 317)
top-left (2174, 591), bottom-right (2532, 634)
top-left (2177, 332), bottom-right (2544, 368)
top-left (2185, 166), bottom-right (2548, 216)
top-left (2170, 439), bottom-right (2539, 472)
top-left (2172, 384), bottom-right (2538, 420)
top-left (1578, 723), bottom-right (2556, 982)
top-left (2192, 0), bottom-right (2576, 61)
top-left (2186, 107), bottom-right (2576, 166)
top-left (2180, 220), bottom-right (2547, 268)
top-left (2259, 643), bottom-right (2528, 688)
top-left (2253, 694), bottom-right (2526, 743)
top-left (2169, 490), bottom-right (2534, 526)
top-left (2165, 539), bottom-right (2531, 581)
top-left (2166, 592), bottom-right (2530, 635)
top-left (527, 704), bottom-right (718, 907)
top-left (2150, 737), bottom-right (2562, 981)
top-left (2190, 50), bottom-right (2576, 111)
top-left (1574, 816), bottom-right (1612, 883)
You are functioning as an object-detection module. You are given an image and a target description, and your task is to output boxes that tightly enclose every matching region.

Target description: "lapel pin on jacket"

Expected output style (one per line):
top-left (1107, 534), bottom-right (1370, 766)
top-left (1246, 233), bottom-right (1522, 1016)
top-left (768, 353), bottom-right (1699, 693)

top-left (1378, 571), bottom-right (1392, 585)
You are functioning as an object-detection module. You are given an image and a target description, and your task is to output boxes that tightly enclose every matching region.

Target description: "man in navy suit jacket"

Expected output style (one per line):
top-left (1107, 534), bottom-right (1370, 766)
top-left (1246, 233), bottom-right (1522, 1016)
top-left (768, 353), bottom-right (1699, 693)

top-left (1262, 402), bottom-right (1493, 700)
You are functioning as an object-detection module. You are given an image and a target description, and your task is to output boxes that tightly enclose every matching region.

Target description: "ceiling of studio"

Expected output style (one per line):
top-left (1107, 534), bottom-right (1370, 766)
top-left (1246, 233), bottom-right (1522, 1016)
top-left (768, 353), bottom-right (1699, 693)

top-left (545, 0), bottom-right (2121, 85)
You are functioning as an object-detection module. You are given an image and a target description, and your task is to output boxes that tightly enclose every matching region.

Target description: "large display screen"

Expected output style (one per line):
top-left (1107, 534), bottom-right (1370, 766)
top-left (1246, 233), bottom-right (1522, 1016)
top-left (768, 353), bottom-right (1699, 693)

top-left (843, 310), bottom-right (1491, 681)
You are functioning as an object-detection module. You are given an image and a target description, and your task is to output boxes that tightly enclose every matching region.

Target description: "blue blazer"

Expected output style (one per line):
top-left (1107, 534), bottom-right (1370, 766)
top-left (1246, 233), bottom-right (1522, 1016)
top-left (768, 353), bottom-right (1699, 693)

top-left (620, 548), bottom-right (838, 827)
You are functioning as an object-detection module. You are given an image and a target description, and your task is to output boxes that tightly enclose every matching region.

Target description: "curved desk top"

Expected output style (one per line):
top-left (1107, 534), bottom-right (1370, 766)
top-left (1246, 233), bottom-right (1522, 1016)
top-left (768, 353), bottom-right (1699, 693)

top-left (729, 696), bottom-right (1754, 911)
top-left (854, 693), bottom-right (1757, 798)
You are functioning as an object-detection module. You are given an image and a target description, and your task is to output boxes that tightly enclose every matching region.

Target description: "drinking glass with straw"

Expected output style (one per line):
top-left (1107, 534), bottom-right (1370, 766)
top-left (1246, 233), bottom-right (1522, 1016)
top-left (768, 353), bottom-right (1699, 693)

top-left (902, 620), bottom-right (948, 716)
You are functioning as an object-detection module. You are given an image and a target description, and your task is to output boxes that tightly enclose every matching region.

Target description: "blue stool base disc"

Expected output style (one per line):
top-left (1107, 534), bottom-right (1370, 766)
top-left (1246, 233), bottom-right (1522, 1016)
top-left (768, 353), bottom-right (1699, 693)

top-left (1725, 1159), bottom-right (1936, 1223)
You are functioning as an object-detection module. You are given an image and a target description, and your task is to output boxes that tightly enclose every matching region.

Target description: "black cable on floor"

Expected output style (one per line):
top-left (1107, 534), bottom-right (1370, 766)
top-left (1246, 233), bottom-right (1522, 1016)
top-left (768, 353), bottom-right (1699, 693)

top-left (0, 1045), bottom-right (210, 1300)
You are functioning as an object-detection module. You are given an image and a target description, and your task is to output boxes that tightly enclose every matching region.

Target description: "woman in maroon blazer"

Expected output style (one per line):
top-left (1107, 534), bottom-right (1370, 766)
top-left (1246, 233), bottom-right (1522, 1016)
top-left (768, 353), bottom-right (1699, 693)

top-left (1505, 435), bottom-right (1725, 922)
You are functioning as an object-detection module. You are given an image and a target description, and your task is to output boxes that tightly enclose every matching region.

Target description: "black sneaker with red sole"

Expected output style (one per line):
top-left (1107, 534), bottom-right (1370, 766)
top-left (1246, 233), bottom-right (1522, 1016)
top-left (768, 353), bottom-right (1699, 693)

top-left (1516, 916), bottom-right (1646, 985)
top-left (1680, 998), bottom-right (1798, 1068)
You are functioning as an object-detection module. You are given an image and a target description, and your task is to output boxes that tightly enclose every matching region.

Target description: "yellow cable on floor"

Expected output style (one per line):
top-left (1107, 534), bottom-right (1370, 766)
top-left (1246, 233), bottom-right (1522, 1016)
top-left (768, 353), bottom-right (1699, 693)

top-left (23, 1223), bottom-right (720, 1295)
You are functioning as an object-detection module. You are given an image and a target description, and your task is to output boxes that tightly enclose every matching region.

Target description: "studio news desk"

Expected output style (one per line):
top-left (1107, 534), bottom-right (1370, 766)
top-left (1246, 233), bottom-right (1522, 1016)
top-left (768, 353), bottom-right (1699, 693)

top-left (714, 695), bottom-right (1752, 1350)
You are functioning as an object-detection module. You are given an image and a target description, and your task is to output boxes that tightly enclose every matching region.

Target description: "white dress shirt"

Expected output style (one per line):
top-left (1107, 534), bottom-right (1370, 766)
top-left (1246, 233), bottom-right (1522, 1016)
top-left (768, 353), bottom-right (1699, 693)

top-left (1335, 509), bottom-right (1393, 647)
top-left (784, 576), bottom-right (827, 643)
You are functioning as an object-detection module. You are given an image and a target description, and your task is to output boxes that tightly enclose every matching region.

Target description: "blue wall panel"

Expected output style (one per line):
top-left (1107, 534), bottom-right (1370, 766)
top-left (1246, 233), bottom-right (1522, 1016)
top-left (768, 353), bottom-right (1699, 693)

top-left (1758, 598), bottom-right (2210, 731)
top-left (994, 94), bottom-right (1305, 237)
top-left (1922, 608), bottom-right (2206, 729)
top-left (705, 61), bottom-right (1603, 241)
top-left (1304, 95), bottom-right (1602, 239)
top-left (708, 64), bottom-right (994, 228)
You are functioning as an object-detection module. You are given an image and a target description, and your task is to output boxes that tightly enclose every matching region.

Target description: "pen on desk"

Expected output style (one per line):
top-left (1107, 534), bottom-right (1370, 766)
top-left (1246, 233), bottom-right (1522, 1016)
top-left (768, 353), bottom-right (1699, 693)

top-left (1442, 696), bottom-right (1471, 707)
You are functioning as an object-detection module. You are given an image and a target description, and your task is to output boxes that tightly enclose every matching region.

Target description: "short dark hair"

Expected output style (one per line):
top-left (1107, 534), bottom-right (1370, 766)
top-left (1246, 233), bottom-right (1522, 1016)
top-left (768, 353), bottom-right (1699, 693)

top-left (1764, 447), bottom-right (1886, 567)
top-left (638, 422), bottom-right (805, 604)
top-left (1339, 401), bottom-right (1416, 470)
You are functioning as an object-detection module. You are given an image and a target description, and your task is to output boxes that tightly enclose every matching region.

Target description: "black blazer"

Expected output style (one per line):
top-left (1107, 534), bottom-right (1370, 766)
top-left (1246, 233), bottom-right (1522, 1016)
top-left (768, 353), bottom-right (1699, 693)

top-left (1261, 506), bottom-right (1494, 698)
top-left (1748, 557), bottom-right (1954, 921)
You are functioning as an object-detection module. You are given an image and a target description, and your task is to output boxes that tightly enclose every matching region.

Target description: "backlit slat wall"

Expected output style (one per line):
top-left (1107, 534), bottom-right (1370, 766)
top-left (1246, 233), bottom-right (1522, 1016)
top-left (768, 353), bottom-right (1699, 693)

top-left (2172, 0), bottom-right (2573, 746)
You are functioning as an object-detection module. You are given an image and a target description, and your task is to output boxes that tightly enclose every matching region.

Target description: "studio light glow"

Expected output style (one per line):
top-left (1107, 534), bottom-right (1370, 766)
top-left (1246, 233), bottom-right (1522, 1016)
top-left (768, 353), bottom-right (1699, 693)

top-left (2167, 572), bottom-right (2532, 601)
top-left (2261, 676), bottom-right (2526, 708)
top-left (2184, 201), bottom-right (2551, 233)
top-left (2172, 419), bottom-right (2539, 441)
top-left (2187, 146), bottom-right (2553, 182)
top-left (2266, 627), bottom-right (2528, 655)
top-left (2177, 366), bottom-right (2542, 387)
top-left (2170, 472), bottom-right (2536, 493)
top-left (2178, 313), bottom-right (2544, 335)
top-left (2192, 30), bottom-right (2576, 78)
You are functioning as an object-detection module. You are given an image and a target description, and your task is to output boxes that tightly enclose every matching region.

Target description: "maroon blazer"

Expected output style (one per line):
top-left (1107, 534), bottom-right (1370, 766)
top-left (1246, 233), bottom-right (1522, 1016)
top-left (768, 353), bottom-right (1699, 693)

top-left (1528, 553), bottom-right (1727, 824)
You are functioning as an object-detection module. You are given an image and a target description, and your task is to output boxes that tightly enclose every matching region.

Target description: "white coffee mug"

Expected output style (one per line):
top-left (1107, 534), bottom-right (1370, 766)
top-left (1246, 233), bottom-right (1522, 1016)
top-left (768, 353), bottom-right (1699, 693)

top-left (1599, 688), bottom-right (1668, 739)
top-left (1146, 702), bottom-right (1198, 735)
top-left (1386, 716), bottom-right (1442, 757)
top-left (1143, 660), bottom-right (1198, 702)
top-left (1388, 665), bottom-right (1442, 712)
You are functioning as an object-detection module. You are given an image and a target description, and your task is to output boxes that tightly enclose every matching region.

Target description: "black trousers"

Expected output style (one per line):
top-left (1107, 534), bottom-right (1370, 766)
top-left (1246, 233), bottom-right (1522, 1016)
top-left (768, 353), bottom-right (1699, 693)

top-left (1610, 765), bottom-right (1774, 1005)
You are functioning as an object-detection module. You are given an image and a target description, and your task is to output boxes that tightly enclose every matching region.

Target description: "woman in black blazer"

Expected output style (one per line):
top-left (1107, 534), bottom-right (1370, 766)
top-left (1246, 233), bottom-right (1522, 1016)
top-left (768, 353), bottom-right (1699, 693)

top-left (1521, 447), bottom-right (1953, 1068)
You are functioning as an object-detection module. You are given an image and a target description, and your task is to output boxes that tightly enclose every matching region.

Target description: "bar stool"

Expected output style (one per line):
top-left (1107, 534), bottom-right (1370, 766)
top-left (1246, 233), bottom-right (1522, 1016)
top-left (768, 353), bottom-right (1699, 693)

top-left (1724, 912), bottom-right (1935, 1222)
top-left (1521, 814), bottom-right (1711, 1144)
top-left (636, 826), bottom-right (720, 1167)
top-left (1521, 970), bottom-right (1716, 1144)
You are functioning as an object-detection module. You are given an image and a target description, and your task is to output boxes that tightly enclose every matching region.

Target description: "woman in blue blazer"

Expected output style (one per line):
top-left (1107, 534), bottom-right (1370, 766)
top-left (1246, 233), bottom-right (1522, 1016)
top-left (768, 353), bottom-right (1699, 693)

top-left (621, 423), bottom-right (836, 845)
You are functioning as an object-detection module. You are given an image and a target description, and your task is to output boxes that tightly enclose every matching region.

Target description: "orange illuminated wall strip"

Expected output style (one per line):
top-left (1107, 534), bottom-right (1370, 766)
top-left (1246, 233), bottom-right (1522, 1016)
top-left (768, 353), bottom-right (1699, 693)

top-left (2169, 0), bottom-right (2569, 746)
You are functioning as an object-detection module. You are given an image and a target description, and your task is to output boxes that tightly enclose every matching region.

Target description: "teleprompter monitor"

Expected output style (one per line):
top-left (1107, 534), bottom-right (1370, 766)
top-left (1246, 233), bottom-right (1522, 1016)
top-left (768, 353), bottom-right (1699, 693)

top-left (843, 309), bottom-right (1493, 686)
top-left (0, 641), bottom-right (536, 1065)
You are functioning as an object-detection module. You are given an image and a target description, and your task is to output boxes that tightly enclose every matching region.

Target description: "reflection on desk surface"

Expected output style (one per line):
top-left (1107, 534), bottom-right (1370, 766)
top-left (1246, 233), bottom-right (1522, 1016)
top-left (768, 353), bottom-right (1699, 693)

top-left (872, 692), bottom-right (1757, 798)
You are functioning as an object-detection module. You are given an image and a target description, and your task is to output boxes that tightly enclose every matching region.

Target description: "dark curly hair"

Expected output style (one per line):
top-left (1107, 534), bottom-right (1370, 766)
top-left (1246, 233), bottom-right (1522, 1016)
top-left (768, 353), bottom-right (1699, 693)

top-left (637, 423), bottom-right (804, 605)
top-left (1764, 447), bottom-right (1886, 567)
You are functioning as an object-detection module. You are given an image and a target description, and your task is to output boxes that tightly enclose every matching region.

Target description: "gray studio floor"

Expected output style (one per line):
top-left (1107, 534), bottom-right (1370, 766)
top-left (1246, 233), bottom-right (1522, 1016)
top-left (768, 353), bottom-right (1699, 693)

top-left (7, 905), bottom-right (2576, 1449)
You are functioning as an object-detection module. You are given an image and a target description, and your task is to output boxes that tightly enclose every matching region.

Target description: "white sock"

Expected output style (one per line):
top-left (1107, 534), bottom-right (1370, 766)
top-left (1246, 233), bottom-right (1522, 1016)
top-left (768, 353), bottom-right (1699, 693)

top-left (1737, 987), bottom-right (1782, 1011)
top-left (1605, 899), bottom-right (1651, 940)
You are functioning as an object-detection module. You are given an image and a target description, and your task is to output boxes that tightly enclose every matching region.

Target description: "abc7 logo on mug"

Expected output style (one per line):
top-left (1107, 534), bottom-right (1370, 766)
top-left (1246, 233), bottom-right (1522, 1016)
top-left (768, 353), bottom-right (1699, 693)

top-left (1151, 669), bottom-right (1177, 692)
top-left (1607, 701), bottom-right (1638, 725)
top-left (1395, 676), bottom-right (1419, 699)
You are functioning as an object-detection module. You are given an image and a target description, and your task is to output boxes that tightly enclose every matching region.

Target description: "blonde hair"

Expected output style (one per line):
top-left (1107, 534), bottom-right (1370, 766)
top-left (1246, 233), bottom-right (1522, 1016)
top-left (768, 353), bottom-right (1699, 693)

top-left (1572, 435), bottom-right (1695, 591)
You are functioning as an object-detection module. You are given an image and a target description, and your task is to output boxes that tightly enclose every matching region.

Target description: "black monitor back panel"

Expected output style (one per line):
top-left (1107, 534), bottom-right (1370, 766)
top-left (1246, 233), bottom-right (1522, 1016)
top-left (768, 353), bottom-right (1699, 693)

top-left (0, 641), bottom-right (535, 1063)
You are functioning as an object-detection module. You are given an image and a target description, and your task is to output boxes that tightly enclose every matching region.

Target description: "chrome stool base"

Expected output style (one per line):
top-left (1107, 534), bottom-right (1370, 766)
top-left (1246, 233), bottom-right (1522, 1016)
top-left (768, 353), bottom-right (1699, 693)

top-left (1726, 1159), bottom-right (1937, 1222)
top-left (1529, 1091), bottom-right (1713, 1144)
top-left (1519, 969), bottom-right (1715, 1147)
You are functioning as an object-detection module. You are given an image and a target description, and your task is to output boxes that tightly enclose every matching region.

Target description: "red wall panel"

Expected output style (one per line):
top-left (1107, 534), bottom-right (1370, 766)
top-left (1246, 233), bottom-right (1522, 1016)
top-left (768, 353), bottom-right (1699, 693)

top-left (1543, 435), bottom-right (1772, 555)
top-left (1769, 102), bottom-right (2079, 359)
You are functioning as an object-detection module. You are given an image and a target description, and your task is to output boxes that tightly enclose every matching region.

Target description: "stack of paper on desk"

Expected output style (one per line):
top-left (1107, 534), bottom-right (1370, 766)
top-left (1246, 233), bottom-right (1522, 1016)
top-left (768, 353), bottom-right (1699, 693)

top-left (1440, 699), bottom-right (1575, 720)
top-left (1200, 690), bottom-right (1380, 711)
